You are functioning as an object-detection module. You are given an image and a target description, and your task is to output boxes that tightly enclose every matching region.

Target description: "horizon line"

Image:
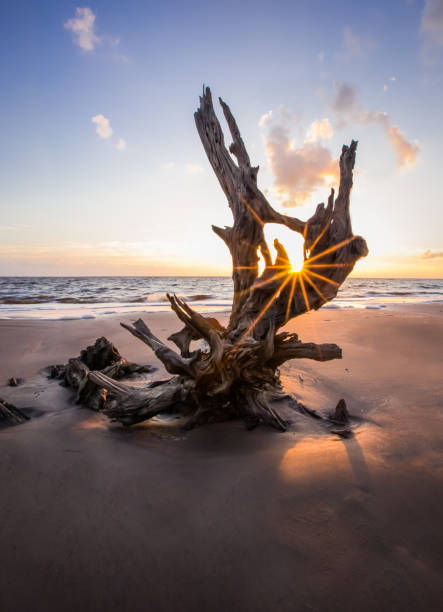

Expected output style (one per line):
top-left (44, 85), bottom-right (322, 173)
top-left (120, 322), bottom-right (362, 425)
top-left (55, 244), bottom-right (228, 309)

top-left (0, 275), bottom-right (442, 280)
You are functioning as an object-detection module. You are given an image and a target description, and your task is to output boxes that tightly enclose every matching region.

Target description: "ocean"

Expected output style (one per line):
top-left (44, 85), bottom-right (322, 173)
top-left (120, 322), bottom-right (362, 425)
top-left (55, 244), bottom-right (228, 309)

top-left (0, 276), bottom-right (442, 320)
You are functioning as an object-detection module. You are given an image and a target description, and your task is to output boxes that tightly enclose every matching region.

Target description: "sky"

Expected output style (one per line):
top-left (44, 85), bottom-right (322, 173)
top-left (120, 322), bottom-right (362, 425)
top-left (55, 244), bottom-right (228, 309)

top-left (1, 0), bottom-right (443, 277)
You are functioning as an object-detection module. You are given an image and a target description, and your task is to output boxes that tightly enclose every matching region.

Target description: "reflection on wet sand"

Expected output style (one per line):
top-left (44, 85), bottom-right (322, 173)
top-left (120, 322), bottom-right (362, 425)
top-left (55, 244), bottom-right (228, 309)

top-left (279, 431), bottom-right (373, 493)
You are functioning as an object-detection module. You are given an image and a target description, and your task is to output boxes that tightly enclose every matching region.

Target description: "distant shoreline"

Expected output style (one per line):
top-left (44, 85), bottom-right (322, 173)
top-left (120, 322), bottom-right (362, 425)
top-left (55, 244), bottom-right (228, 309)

top-left (0, 275), bottom-right (442, 279)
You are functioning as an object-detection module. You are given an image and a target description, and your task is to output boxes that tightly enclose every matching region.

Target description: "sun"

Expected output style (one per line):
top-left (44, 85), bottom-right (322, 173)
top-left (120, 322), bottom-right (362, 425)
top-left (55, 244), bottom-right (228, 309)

top-left (290, 261), bottom-right (304, 274)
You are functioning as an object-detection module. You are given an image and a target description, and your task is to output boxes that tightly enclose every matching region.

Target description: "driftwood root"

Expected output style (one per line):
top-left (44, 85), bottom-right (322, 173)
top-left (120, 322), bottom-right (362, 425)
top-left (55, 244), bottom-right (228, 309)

top-left (56, 87), bottom-right (368, 431)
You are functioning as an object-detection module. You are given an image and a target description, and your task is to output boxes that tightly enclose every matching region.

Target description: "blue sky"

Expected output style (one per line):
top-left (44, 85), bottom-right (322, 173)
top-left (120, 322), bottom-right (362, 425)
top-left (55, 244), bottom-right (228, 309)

top-left (1, 0), bottom-right (443, 276)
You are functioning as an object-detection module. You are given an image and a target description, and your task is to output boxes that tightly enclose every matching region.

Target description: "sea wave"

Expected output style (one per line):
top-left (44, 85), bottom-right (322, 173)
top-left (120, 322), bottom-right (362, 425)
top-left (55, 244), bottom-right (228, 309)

top-left (187, 294), bottom-right (214, 301)
top-left (1, 276), bottom-right (442, 319)
top-left (131, 293), bottom-right (170, 303)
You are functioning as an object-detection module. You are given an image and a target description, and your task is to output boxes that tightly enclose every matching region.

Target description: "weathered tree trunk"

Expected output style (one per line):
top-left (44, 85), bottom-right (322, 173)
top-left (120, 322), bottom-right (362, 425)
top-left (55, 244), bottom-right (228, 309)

top-left (88, 87), bottom-right (368, 430)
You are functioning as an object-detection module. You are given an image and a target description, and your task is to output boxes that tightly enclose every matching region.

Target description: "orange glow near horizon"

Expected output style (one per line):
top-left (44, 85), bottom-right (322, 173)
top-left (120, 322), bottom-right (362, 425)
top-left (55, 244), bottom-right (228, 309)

top-left (1, 240), bottom-right (443, 279)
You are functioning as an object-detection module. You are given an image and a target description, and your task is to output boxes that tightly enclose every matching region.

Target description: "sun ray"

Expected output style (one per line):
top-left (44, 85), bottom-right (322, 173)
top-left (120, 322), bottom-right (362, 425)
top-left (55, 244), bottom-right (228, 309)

top-left (239, 195), bottom-right (264, 227)
top-left (300, 272), bottom-right (326, 359)
top-left (306, 221), bottom-right (330, 257)
top-left (298, 271), bottom-right (310, 312)
top-left (237, 273), bottom-right (292, 344)
top-left (302, 269), bottom-right (327, 302)
top-left (237, 269), bottom-right (289, 296)
top-left (304, 236), bottom-right (356, 264)
top-left (285, 273), bottom-right (298, 323)
top-left (305, 269), bottom-right (339, 286)
top-left (305, 263), bottom-right (353, 269)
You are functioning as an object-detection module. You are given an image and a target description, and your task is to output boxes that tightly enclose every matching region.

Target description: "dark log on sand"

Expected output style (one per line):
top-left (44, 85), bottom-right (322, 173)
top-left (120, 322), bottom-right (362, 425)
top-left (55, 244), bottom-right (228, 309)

top-left (83, 87), bottom-right (368, 430)
top-left (0, 398), bottom-right (29, 427)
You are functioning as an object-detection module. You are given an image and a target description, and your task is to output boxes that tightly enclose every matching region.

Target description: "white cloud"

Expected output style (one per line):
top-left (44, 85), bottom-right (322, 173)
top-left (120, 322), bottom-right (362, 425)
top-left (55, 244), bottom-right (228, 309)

top-left (261, 120), bottom-right (339, 207)
top-left (186, 164), bottom-right (204, 175)
top-left (161, 162), bottom-right (175, 169)
top-left (341, 26), bottom-right (377, 60)
top-left (331, 81), bottom-right (420, 167)
top-left (385, 125), bottom-right (419, 167)
top-left (91, 114), bottom-right (113, 139)
top-left (317, 51), bottom-right (325, 63)
top-left (64, 7), bottom-right (101, 52)
top-left (115, 138), bottom-right (127, 150)
top-left (258, 110), bottom-right (273, 127)
top-left (306, 118), bottom-right (333, 142)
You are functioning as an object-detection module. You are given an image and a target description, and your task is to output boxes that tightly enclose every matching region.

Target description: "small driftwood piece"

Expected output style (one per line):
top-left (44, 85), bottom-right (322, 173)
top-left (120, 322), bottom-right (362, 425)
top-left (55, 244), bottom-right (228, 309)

top-left (8, 377), bottom-right (22, 387)
top-left (330, 398), bottom-right (350, 424)
top-left (0, 398), bottom-right (29, 427)
top-left (328, 399), bottom-right (353, 437)
top-left (84, 87), bottom-right (368, 429)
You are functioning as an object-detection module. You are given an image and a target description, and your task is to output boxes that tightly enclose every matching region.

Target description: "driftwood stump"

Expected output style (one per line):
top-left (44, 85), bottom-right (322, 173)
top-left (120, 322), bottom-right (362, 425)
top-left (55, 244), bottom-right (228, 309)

top-left (0, 399), bottom-right (29, 427)
top-left (87, 87), bottom-right (368, 430)
top-left (50, 337), bottom-right (154, 412)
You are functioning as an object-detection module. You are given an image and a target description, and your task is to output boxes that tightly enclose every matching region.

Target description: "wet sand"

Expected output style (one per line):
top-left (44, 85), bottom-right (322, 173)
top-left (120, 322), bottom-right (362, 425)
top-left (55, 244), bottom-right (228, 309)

top-left (1, 305), bottom-right (442, 611)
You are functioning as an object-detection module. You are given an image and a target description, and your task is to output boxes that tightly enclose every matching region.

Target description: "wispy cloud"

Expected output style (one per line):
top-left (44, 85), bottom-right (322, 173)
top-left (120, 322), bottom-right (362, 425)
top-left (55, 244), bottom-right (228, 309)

top-left (115, 138), bottom-right (127, 151)
top-left (420, 0), bottom-right (443, 62)
top-left (0, 224), bottom-right (30, 232)
top-left (422, 249), bottom-right (443, 259)
top-left (0, 240), bottom-right (184, 263)
top-left (382, 76), bottom-right (396, 93)
top-left (64, 7), bottom-right (101, 52)
top-left (261, 116), bottom-right (339, 208)
top-left (341, 26), bottom-right (377, 60)
top-left (258, 110), bottom-right (273, 127)
top-left (331, 81), bottom-right (420, 167)
top-left (421, 0), bottom-right (443, 44)
top-left (186, 164), bottom-right (204, 175)
top-left (0, 241), bottom-right (211, 275)
top-left (91, 114), bottom-right (113, 139)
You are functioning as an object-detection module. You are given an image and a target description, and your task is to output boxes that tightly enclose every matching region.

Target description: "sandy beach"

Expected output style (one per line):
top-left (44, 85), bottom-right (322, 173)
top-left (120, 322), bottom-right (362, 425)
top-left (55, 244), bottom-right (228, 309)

top-left (1, 304), bottom-right (442, 611)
